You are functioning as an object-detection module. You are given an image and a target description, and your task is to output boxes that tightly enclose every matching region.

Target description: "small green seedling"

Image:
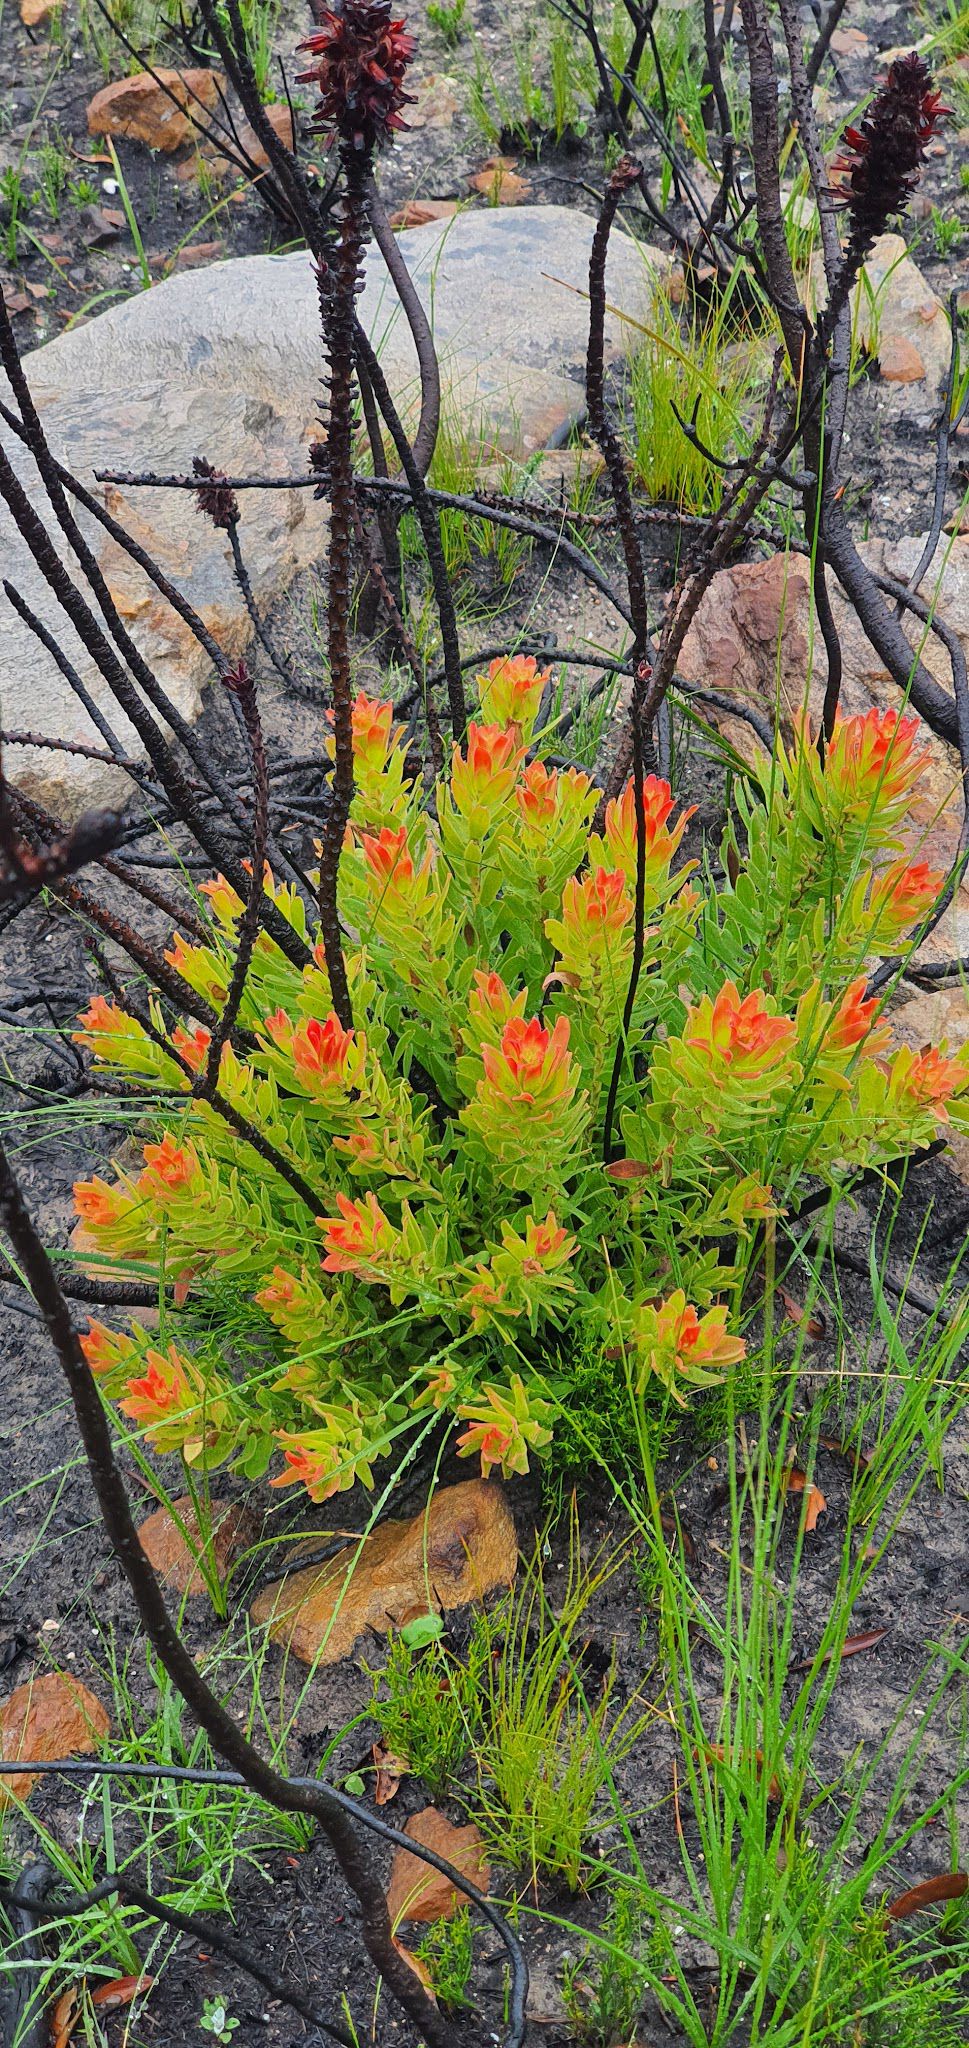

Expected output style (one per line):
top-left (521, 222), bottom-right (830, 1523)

top-left (400, 1612), bottom-right (445, 1648)
top-left (200, 1995), bottom-right (239, 2043)
top-left (427, 0), bottom-right (466, 47)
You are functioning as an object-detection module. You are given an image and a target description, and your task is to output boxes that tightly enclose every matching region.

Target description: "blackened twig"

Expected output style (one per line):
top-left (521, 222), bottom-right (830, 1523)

top-left (585, 158), bottom-right (651, 669)
top-left (200, 663), bottom-right (269, 1094)
top-left (352, 323), bottom-right (468, 739)
top-left (364, 177), bottom-right (441, 478)
top-left (602, 656), bottom-right (650, 1164)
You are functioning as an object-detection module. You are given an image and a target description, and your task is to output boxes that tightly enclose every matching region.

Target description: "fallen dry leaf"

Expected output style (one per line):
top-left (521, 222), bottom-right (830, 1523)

top-left (137, 1496), bottom-right (255, 1597)
top-left (659, 1509), bottom-right (696, 1562)
top-left (887, 1872), bottom-right (967, 1920)
top-left (51, 1987), bottom-right (82, 2048)
top-left (469, 156), bottom-right (531, 206)
top-left (791, 1626), bottom-right (890, 1674)
top-left (20, 0), bottom-right (63, 22)
top-left (819, 1435), bottom-right (873, 1473)
top-left (251, 1479), bottom-right (517, 1666)
top-left (830, 25), bottom-right (869, 51)
top-left (702, 1744), bottom-right (783, 1802)
top-left (0, 1672), bottom-right (110, 1804)
top-left (390, 199), bottom-right (460, 230)
top-left (91, 1973), bottom-right (153, 2009)
top-left (392, 1935), bottom-right (437, 1996)
top-left (781, 1467), bottom-right (827, 1532)
top-left (373, 1739), bottom-right (407, 1805)
top-left (1, 290), bottom-right (32, 317)
top-left (386, 1808), bottom-right (489, 1926)
top-left (776, 1286), bottom-right (826, 1338)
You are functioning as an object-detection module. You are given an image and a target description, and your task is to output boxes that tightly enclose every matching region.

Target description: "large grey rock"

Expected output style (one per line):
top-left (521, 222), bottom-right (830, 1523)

top-left (0, 384), bottom-right (326, 814)
top-left (26, 206), bottom-right (668, 448)
top-left (2, 206), bottom-right (667, 813)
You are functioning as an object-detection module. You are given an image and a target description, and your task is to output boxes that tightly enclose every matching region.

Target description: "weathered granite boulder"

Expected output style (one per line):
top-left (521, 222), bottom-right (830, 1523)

top-left (1, 205), bottom-right (667, 813)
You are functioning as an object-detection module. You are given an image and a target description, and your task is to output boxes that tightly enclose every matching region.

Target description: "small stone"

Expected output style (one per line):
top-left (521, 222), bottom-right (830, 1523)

top-left (386, 1809), bottom-right (489, 1925)
top-left (137, 1496), bottom-right (255, 1597)
top-left (807, 230), bottom-right (950, 410)
top-left (77, 205), bottom-right (123, 249)
top-left (0, 1673), bottom-right (110, 1805)
top-left (20, 0), bottom-right (62, 20)
top-left (86, 69), bottom-right (226, 154)
top-left (236, 100), bottom-right (294, 170)
top-left (879, 336), bottom-right (926, 383)
top-left (251, 1478), bottom-right (518, 1666)
top-left (406, 72), bottom-right (461, 129)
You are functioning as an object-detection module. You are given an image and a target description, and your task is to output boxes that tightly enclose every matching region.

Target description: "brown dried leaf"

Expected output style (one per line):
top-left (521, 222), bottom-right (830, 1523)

top-left (791, 1626), bottom-right (890, 1675)
top-left (887, 1872), bottom-right (967, 1920)
top-left (781, 1467), bottom-right (827, 1532)
top-left (469, 157), bottom-right (531, 205)
top-left (386, 1808), bottom-right (489, 1926)
top-left (50, 1987), bottom-right (82, 2048)
top-left (702, 1744), bottom-right (783, 1802)
top-left (392, 1936), bottom-right (438, 1996)
top-left (373, 1740), bottom-right (407, 1806)
top-left (776, 1286), bottom-right (826, 1338)
top-left (819, 1435), bottom-right (873, 1473)
top-left (91, 1974), bottom-right (153, 2009)
top-left (604, 1158), bottom-right (654, 1181)
top-left (390, 199), bottom-right (460, 230)
top-left (659, 1509), bottom-right (696, 1562)
top-left (0, 1672), bottom-right (110, 1805)
top-left (252, 1479), bottom-right (517, 1667)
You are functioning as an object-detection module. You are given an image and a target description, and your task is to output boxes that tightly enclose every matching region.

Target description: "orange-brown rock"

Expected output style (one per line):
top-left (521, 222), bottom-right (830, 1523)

top-left (237, 101), bottom-right (294, 170)
top-left (137, 1497), bottom-right (255, 1596)
top-left (0, 1673), bottom-right (109, 1805)
top-left (676, 551), bottom-right (812, 738)
top-left (251, 1479), bottom-right (518, 1665)
top-left (386, 1808), bottom-right (490, 1925)
top-left (86, 70), bottom-right (226, 153)
top-left (879, 337), bottom-right (926, 383)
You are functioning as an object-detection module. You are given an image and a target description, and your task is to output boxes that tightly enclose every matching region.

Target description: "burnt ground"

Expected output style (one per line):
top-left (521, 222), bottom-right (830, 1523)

top-left (1, 0), bottom-right (969, 2043)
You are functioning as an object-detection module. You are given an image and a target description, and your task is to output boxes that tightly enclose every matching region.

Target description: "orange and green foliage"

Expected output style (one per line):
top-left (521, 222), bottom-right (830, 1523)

top-left (72, 667), bottom-right (967, 1497)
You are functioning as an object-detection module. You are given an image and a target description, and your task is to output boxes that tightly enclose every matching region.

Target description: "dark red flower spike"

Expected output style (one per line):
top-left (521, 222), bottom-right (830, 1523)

top-left (832, 52), bottom-right (951, 262)
top-left (191, 455), bottom-right (240, 531)
top-left (297, 0), bottom-right (416, 155)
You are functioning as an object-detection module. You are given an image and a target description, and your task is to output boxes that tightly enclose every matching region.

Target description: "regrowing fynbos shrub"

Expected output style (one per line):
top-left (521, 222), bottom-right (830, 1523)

top-left (73, 665), bottom-right (968, 1498)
